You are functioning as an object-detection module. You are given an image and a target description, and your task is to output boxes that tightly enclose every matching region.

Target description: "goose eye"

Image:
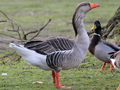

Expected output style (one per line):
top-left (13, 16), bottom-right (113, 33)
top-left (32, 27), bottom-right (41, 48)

top-left (85, 4), bottom-right (88, 6)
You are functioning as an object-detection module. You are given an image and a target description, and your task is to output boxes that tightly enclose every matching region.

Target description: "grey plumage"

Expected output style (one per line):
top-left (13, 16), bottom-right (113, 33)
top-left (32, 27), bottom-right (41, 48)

top-left (46, 51), bottom-right (64, 72)
top-left (103, 41), bottom-right (120, 51)
top-left (9, 2), bottom-right (100, 88)
top-left (25, 37), bottom-right (74, 53)
top-left (22, 2), bottom-right (93, 72)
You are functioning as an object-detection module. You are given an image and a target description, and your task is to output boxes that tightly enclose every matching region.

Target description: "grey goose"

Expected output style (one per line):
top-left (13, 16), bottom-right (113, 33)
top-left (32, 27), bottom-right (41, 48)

top-left (9, 2), bottom-right (99, 89)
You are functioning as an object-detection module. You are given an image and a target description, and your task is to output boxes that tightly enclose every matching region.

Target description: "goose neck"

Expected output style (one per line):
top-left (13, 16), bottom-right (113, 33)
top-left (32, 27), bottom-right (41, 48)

top-left (72, 11), bottom-right (85, 36)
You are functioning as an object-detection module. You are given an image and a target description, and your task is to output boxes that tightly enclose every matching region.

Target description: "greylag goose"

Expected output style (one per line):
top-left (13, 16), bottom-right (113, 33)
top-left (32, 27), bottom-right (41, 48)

top-left (24, 37), bottom-right (74, 53)
top-left (9, 2), bottom-right (99, 89)
top-left (110, 51), bottom-right (120, 90)
top-left (89, 20), bottom-right (120, 71)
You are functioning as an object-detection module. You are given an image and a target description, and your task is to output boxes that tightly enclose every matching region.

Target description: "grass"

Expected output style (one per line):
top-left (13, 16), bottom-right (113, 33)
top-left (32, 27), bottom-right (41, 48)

top-left (0, 0), bottom-right (120, 90)
top-left (1, 53), bottom-right (120, 90)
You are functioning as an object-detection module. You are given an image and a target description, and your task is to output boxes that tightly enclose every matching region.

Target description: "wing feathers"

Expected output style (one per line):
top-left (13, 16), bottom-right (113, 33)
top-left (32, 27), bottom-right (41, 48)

top-left (24, 37), bottom-right (74, 53)
top-left (103, 41), bottom-right (120, 51)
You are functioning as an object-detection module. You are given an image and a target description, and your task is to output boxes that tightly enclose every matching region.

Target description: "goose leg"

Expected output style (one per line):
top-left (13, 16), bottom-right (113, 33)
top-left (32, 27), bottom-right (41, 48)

top-left (55, 72), bottom-right (71, 89)
top-left (98, 62), bottom-right (106, 71)
top-left (52, 71), bottom-right (57, 86)
top-left (109, 62), bottom-right (113, 71)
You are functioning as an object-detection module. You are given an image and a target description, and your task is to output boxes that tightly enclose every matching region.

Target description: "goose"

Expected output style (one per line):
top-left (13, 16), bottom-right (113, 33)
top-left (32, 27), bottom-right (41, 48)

top-left (110, 51), bottom-right (120, 90)
top-left (88, 20), bottom-right (120, 71)
top-left (9, 2), bottom-right (99, 89)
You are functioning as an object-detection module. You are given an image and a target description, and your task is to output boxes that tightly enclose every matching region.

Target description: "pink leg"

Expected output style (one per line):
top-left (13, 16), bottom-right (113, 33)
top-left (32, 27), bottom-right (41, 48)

top-left (55, 72), bottom-right (72, 89)
top-left (52, 71), bottom-right (57, 86)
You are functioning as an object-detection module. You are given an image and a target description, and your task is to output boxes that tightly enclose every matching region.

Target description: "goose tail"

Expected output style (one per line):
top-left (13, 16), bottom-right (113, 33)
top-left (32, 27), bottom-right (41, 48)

top-left (9, 43), bottom-right (25, 49)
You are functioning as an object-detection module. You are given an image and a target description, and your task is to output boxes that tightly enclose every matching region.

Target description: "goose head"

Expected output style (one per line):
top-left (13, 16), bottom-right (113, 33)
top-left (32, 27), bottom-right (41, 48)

top-left (75, 2), bottom-right (100, 14)
top-left (91, 20), bottom-right (102, 36)
top-left (72, 2), bottom-right (100, 36)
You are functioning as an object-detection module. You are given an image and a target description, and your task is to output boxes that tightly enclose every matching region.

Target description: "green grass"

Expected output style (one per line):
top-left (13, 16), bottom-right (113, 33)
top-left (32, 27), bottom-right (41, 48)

top-left (1, 53), bottom-right (120, 90)
top-left (0, 0), bottom-right (120, 90)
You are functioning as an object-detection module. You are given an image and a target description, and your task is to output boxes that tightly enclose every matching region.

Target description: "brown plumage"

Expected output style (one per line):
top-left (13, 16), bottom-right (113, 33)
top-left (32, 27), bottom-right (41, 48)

top-left (89, 34), bottom-right (100, 55)
top-left (112, 51), bottom-right (120, 68)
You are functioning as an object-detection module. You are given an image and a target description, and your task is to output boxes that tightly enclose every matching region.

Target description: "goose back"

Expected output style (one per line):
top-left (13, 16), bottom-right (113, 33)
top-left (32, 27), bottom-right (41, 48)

top-left (24, 37), bottom-right (74, 53)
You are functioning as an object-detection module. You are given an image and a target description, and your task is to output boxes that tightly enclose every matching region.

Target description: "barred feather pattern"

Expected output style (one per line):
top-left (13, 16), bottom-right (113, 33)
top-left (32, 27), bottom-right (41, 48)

top-left (25, 37), bottom-right (74, 53)
top-left (24, 41), bottom-right (56, 53)
top-left (46, 37), bottom-right (74, 51)
top-left (46, 51), bottom-right (67, 72)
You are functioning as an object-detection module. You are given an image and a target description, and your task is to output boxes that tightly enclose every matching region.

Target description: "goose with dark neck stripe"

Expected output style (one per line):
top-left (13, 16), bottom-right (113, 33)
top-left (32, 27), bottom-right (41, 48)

top-left (9, 2), bottom-right (99, 89)
top-left (89, 20), bottom-right (120, 71)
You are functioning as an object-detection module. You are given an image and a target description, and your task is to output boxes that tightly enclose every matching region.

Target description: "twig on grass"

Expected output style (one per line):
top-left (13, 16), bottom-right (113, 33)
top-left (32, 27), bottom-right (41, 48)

top-left (29, 19), bottom-right (51, 41)
top-left (22, 30), bottom-right (38, 40)
top-left (0, 10), bottom-right (51, 64)
top-left (0, 33), bottom-right (20, 40)
top-left (0, 20), bottom-right (7, 23)
top-left (0, 51), bottom-right (16, 65)
top-left (0, 10), bottom-right (51, 41)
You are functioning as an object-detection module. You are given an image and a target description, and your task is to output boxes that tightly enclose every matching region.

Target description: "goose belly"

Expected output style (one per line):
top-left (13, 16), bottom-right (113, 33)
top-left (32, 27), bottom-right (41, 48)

top-left (23, 55), bottom-right (51, 71)
top-left (94, 43), bottom-right (115, 63)
top-left (62, 57), bottom-right (84, 70)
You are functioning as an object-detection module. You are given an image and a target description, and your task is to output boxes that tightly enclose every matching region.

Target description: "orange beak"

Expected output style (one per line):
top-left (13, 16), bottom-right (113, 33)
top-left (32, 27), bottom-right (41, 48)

top-left (89, 3), bottom-right (100, 9)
